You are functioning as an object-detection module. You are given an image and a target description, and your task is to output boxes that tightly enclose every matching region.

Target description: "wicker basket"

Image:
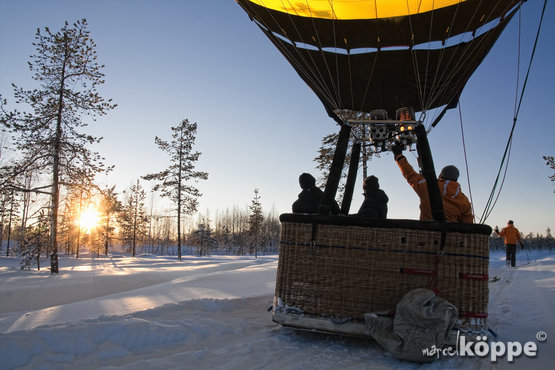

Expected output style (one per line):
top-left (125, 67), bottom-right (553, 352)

top-left (274, 214), bottom-right (491, 333)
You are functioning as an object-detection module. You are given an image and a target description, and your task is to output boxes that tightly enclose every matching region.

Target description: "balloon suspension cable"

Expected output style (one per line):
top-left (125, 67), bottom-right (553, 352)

top-left (479, 0), bottom-right (547, 223)
top-left (246, 2), bottom-right (342, 116)
top-left (457, 103), bottom-right (476, 220)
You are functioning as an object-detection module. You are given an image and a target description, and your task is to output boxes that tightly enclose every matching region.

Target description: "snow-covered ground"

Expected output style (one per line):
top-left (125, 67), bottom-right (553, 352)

top-left (1, 249), bottom-right (553, 369)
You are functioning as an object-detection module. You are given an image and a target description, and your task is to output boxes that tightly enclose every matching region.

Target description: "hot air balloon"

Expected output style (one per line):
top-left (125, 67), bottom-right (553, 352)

top-left (237, 0), bottom-right (521, 118)
top-left (236, 0), bottom-right (537, 337)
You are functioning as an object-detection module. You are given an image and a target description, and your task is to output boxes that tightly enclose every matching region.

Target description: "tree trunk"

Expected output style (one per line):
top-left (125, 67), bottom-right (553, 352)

top-left (104, 216), bottom-right (110, 255)
top-left (19, 173), bottom-right (32, 256)
top-left (177, 201), bottom-right (182, 261)
top-left (50, 34), bottom-right (69, 274)
top-left (50, 153), bottom-right (60, 272)
top-left (176, 132), bottom-right (183, 261)
top-left (132, 198), bottom-right (137, 257)
top-left (76, 190), bottom-right (82, 259)
top-left (6, 190), bottom-right (14, 257)
top-left (49, 109), bottom-right (62, 272)
top-left (1, 219), bottom-right (3, 257)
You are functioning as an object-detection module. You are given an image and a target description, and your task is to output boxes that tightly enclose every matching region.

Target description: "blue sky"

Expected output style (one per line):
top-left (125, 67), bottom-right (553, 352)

top-left (1, 0), bottom-right (553, 234)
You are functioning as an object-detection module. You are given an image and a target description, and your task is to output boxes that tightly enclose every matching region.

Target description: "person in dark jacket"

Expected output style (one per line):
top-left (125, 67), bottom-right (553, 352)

top-left (292, 173), bottom-right (339, 214)
top-left (357, 175), bottom-right (389, 218)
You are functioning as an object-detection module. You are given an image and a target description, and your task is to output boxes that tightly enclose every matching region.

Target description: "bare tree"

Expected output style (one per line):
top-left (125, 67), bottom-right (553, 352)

top-left (99, 186), bottom-right (121, 255)
top-left (120, 180), bottom-right (148, 257)
top-left (0, 19), bottom-right (116, 273)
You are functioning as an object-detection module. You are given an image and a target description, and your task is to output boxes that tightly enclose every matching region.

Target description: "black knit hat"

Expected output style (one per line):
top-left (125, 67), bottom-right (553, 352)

top-left (363, 175), bottom-right (379, 191)
top-left (439, 165), bottom-right (459, 181)
top-left (299, 173), bottom-right (316, 190)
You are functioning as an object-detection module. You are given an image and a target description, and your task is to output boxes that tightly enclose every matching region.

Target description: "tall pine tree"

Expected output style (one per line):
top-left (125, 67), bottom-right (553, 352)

top-left (0, 19), bottom-right (116, 273)
top-left (143, 119), bottom-right (208, 261)
top-left (248, 188), bottom-right (264, 258)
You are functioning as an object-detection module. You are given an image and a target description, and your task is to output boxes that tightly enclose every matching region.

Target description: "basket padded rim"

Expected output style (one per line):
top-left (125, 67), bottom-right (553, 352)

top-left (280, 213), bottom-right (492, 235)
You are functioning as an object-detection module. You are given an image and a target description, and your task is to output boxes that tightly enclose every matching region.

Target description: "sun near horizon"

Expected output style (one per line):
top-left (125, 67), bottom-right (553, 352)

top-left (79, 204), bottom-right (100, 234)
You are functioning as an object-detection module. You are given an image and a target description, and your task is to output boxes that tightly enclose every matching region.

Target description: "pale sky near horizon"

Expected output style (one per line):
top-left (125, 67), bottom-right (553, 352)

top-left (1, 0), bottom-right (553, 234)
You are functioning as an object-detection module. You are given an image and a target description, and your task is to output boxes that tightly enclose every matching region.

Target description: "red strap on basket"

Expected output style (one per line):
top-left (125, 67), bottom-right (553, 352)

top-left (400, 231), bottom-right (448, 295)
top-left (460, 273), bottom-right (489, 281)
top-left (400, 268), bottom-right (434, 276)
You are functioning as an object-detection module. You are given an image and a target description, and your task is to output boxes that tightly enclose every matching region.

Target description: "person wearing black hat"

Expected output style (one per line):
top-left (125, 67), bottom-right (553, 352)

top-left (292, 173), bottom-right (339, 214)
top-left (494, 220), bottom-right (524, 267)
top-left (357, 175), bottom-right (389, 218)
top-left (391, 145), bottom-right (473, 223)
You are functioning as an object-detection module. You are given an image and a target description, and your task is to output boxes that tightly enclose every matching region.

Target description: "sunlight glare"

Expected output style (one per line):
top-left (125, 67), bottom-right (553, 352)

top-left (79, 204), bottom-right (100, 233)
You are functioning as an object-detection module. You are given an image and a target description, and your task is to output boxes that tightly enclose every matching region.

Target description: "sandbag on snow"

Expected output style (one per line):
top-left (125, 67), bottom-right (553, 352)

top-left (364, 288), bottom-right (458, 363)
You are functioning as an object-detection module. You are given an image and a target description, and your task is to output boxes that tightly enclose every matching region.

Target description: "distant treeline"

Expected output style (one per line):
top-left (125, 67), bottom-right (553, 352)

top-left (3, 209), bottom-right (553, 270)
top-left (1, 202), bottom-right (281, 270)
top-left (490, 229), bottom-right (554, 251)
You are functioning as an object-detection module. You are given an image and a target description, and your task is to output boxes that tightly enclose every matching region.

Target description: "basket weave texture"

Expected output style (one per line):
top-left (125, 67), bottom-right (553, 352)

top-left (276, 220), bottom-right (489, 329)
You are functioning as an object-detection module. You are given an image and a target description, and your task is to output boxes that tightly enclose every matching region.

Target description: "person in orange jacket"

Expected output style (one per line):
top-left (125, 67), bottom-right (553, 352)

top-left (391, 145), bottom-right (474, 223)
top-left (495, 220), bottom-right (524, 267)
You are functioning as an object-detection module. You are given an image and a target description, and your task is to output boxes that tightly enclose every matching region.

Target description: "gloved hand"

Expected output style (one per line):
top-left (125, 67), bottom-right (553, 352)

top-left (520, 242), bottom-right (524, 250)
top-left (391, 144), bottom-right (403, 157)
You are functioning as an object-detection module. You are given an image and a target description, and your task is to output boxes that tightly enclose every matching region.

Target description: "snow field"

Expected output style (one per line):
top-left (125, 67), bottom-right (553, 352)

top-left (1, 250), bottom-right (554, 369)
